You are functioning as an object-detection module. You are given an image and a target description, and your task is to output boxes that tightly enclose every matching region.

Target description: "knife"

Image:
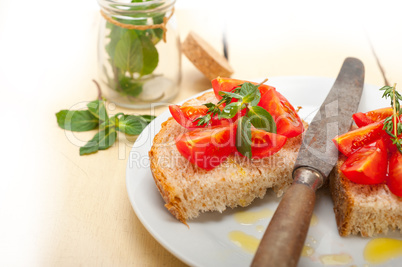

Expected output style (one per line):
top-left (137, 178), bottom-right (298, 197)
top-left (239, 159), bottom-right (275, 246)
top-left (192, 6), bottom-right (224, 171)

top-left (251, 57), bottom-right (365, 267)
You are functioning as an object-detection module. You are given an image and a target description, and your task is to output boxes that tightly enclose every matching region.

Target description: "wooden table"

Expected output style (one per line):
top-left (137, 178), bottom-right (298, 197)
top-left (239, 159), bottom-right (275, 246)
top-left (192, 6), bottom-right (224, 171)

top-left (1, 0), bottom-right (401, 266)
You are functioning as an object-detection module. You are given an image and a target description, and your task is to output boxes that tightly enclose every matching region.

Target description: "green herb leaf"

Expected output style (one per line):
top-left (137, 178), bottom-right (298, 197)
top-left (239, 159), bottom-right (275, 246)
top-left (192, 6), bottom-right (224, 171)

top-left (219, 91), bottom-right (243, 100)
top-left (113, 30), bottom-right (159, 77)
top-left (119, 75), bottom-right (143, 97)
top-left (106, 23), bottom-right (124, 61)
top-left (237, 82), bottom-right (261, 106)
top-left (236, 116), bottom-right (252, 158)
top-left (56, 110), bottom-right (99, 132)
top-left (380, 84), bottom-right (402, 153)
top-left (139, 35), bottom-right (159, 76)
top-left (194, 103), bottom-right (223, 126)
top-left (195, 113), bottom-right (212, 126)
top-left (117, 115), bottom-right (150, 135)
top-left (149, 14), bottom-right (165, 44)
top-left (114, 30), bottom-right (143, 74)
top-left (220, 102), bottom-right (242, 119)
top-left (239, 82), bottom-right (257, 96)
top-left (247, 106), bottom-right (277, 133)
top-left (139, 114), bottom-right (156, 123)
top-left (79, 125), bottom-right (117, 155)
top-left (56, 80), bottom-right (154, 155)
top-left (248, 89), bottom-right (261, 106)
top-left (87, 99), bottom-right (108, 123)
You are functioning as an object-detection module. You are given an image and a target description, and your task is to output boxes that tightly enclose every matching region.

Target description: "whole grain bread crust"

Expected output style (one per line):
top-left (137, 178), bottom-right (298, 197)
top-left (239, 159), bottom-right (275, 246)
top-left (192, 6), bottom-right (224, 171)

top-left (330, 155), bottom-right (402, 237)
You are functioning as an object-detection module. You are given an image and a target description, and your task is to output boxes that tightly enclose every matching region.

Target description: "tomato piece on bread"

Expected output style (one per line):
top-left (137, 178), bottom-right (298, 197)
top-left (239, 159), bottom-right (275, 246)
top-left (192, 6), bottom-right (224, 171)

top-left (211, 77), bottom-right (275, 100)
top-left (333, 120), bottom-right (385, 157)
top-left (169, 105), bottom-right (209, 129)
top-left (353, 108), bottom-right (394, 127)
top-left (175, 125), bottom-right (236, 170)
top-left (258, 89), bottom-right (304, 138)
top-left (387, 151), bottom-right (402, 197)
top-left (340, 139), bottom-right (388, 185)
top-left (352, 112), bottom-right (374, 128)
top-left (169, 104), bottom-right (232, 129)
top-left (250, 129), bottom-right (287, 158)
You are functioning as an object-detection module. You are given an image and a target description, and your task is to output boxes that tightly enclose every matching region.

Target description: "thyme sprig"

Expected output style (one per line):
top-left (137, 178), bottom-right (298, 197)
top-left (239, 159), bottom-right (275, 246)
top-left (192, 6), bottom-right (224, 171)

top-left (380, 83), bottom-right (402, 153)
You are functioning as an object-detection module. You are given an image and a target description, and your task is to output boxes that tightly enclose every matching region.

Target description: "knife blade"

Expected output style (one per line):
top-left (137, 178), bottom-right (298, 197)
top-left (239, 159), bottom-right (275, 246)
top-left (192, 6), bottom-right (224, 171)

top-left (251, 57), bottom-right (365, 267)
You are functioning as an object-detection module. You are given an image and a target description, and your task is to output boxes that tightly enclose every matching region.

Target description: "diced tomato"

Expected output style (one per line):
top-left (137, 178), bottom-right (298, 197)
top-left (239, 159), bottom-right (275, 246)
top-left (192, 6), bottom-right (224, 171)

top-left (353, 113), bottom-right (374, 127)
top-left (169, 105), bottom-right (208, 128)
top-left (353, 108), bottom-right (393, 127)
top-left (352, 107), bottom-right (400, 153)
top-left (250, 129), bottom-right (287, 158)
top-left (258, 89), bottom-right (304, 138)
top-left (169, 105), bottom-right (232, 129)
top-left (233, 127), bottom-right (287, 159)
top-left (340, 139), bottom-right (388, 185)
top-left (382, 134), bottom-right (399, 155)
top-left (387, 151), bottom-right (402, 197)
top-left (333, 120), bottom-right (385, 157)
top-left (175, 125), bottom-right (236, 170)
top-left (211, 77), bottom-right (275, 100)
top-left (211, 77), bottom-right (242, 100)
top-left (365, 107), bottom-right (394, 123)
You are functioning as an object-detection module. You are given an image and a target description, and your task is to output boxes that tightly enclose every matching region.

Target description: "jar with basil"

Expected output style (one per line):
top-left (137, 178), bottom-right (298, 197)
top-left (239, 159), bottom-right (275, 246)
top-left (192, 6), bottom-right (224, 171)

top-left (97, 0), bottom-right (181, 108)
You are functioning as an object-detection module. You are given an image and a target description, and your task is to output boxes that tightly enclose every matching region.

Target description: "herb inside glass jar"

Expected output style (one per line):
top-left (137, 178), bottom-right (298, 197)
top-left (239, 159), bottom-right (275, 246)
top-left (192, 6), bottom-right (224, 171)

top-left (98, 0), bottom-right (180, 108)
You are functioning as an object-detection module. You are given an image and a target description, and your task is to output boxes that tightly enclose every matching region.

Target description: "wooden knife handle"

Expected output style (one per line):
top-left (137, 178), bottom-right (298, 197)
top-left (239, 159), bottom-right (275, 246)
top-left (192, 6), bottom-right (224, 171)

top-left (251, 182), bottom-right (316, 267)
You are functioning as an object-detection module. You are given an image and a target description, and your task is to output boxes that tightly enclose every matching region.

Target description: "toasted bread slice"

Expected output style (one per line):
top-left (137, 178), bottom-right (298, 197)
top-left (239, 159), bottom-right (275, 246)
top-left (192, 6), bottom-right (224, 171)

top-left (330, 155), bottom-right (402, 237)
top-left (149, 91), bottom-right (306, 224)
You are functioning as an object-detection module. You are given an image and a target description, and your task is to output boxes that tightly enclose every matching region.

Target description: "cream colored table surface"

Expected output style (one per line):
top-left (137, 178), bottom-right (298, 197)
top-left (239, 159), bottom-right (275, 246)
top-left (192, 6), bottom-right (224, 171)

top-left (1, 0), bottom-right (401, 266)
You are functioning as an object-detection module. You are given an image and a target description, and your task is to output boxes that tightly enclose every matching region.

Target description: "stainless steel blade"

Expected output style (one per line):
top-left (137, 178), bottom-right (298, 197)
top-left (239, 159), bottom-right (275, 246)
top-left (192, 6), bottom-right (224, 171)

top-left (293, 57), bottom-right (365, 183)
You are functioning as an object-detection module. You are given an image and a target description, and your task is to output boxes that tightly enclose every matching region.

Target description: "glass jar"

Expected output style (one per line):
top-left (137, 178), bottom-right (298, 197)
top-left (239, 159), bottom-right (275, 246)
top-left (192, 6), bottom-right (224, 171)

top-left (97, 0), bottom-right (181, 109)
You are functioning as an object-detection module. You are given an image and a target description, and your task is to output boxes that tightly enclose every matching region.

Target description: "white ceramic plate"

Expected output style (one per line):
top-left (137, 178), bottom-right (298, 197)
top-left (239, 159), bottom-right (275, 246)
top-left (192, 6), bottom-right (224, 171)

top-left (126, 76), bottom-right (402, 267)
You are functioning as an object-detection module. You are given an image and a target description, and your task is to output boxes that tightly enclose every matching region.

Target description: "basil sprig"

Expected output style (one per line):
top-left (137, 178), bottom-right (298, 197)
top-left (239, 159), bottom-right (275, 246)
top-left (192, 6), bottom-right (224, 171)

top-left (56, 81), bottom-right (155, 155)
top-left (196, 80), bottom-right (276, 158)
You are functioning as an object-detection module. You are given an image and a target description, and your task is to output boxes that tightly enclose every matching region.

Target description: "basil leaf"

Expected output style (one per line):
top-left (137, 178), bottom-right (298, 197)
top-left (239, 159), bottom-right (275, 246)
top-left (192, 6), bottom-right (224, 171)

top-left (114, 30), bottom-right (143, 74)
top-left (119, 75), bottom-right (143, 97)
top-left (106, 23), bottom-right (128, 61)
top-left (87, 100), bottom-right (108, 123)
top-left (149, 14), bottom-right (165, 44)
top-left (247, 106), bottom-right (277, 133)
top-left (236, 116), bottom-right (252, 158)
top-left (79, 136), bottom-right (100, 155)
top-left (117, 115), bottom-right (149, 135)
top-left (239, 82), bottom-right (261, 106)
top-left (139, 35), bottom-right (159, 76)
top-left (239, 82), bottom-right (257, 96)
top-left (113, 30), bottom-right (159, 77)
top-left (139, 114), bottom-right (156, 123)
top-left (248, 89), bottom-right (261, 106)
top-left (220, 102), bottom-right (242, 119)
top-left (56, 110), bottom-right (99, 132)
top-left (79, 125), bottom-right (117, 155)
